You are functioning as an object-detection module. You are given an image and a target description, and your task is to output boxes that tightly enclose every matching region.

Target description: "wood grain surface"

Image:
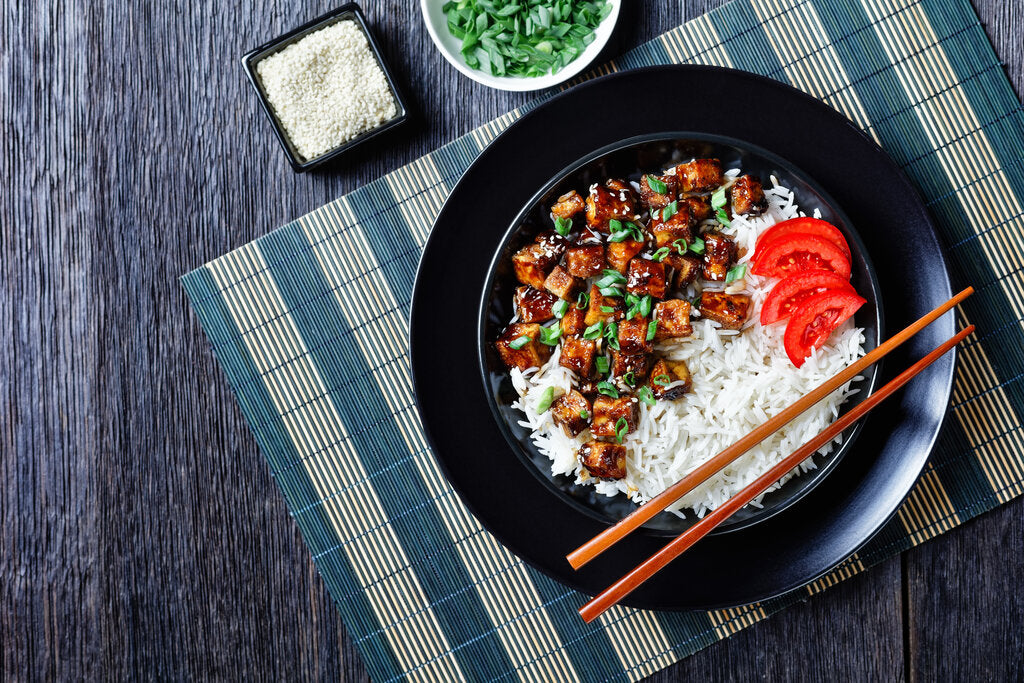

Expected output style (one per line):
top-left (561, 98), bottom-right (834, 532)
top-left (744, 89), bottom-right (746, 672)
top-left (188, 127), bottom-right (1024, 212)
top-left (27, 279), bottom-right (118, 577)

top-left (2, 0), bottom-right (1022, 680)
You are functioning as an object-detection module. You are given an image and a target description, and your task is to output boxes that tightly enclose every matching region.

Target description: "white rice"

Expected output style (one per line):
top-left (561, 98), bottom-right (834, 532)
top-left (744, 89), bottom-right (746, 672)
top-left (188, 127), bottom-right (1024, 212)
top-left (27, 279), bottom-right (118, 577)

top-left (510, 171), bottom-right (865, 518)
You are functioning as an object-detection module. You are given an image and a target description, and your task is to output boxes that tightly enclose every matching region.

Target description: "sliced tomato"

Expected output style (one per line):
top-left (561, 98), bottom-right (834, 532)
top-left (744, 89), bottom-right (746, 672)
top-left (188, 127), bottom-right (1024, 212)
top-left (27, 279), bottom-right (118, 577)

top-left (784, 290), bottom-right (866, 367)
top-left (751, 234), bottom-right (852, 279)
top-left (760, 270), bottom-right (857, 325)
top-left (754, 217), bottom-right (852, 261)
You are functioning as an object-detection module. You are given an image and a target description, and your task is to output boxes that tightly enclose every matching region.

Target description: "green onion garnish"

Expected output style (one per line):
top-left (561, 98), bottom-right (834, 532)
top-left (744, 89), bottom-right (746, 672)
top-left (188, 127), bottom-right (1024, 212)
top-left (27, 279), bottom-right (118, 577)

top-left (536, 386), bottom-right (555, 413)
top-left (539, 324), bottom-right (562, 346)
top-left (608, 218), bottom-right (622, 233)
top-left (601, 269), bottom-right (626, 283)
top-left (583, 322), bottom-right (603, 340)
top-left (637, 385), bottom-right (656, 407)
top-left (716, 208), bottom-right (732, 227)
top-left (596, 356), bottom-right (609, 374)
top-left (673, 238), bottom-right (688, 255)
top-left (598, 286), bottom-right (622, 297)
top-left (600, 305), bottom-right (615, 313)
top-left (607, 229), bottom-right (630, 243)
top-left (552, 299), bottom-right (569, 318)
top-left (576, 291), bottom-right (590, 309)
top-left (554, 216), bottom-right (572, 237)
top-left (623, 371), bottom-right (636, 386)
top-left (661, 200), bottom-right (678, 221)
top-left (604, 322), bottom-right (620, 350)
top-left (614, 416), bottom-right (628, 443)
top-left (579, 409), bottom-right (590, 419)
top-left (595, 274), bottom-right (619, 288)
top-left (646, 320), bottom-right (658, 341)
top-left (711, 186), bottom-right (727, 210)
top-left (725, 263), bottom-right (747, 284)
top-left (640, 295), bottom-right (653, 318)
top-left (653, 374), bottom-right (671, 386)
top-left (646, 175), bottom-right (668, 194)
top-left (597, 381), bottom-right (619, 398)
top-left (652, 247), bottom-right (670, 262)
top-left (509, 335), bottom-right (530, 350)
top-left (689, 236), bottom-right (706, 255)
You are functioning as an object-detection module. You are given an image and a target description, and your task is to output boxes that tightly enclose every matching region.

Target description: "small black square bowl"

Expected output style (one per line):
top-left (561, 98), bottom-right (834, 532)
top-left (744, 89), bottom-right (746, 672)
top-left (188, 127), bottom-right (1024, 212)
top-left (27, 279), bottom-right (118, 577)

top-left (242, 3), bottom-right (409, 172)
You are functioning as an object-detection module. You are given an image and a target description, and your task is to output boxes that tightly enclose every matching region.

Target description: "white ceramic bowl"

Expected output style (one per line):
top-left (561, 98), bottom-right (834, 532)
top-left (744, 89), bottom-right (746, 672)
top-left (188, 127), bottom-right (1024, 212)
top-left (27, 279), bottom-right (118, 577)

top-left (421, 0), bottom-right (621, 92)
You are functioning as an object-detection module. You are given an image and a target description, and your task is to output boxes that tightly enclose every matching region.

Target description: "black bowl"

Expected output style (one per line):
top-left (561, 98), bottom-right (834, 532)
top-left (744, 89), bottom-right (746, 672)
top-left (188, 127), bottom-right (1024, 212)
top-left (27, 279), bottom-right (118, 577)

top-left (478, 133), bottom-right (883, 535)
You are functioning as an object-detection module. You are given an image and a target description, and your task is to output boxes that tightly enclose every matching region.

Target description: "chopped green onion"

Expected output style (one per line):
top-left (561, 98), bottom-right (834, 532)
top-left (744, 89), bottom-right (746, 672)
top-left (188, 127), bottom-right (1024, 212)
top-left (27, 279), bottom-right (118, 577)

top-left (689, 236), bottom-right (706, 255)
top-left (604, 321), bottom-right (620, 350)
top-left (598, 286), bottom-right (622, 297)
top-left (607, 230), bottom-right (630, 243)
top-left (552, 299), bottom-right (569, 318)
top-left (725, 263), bottom-right (747, 284)
top-left (539, 324), bottom-right (562, 346)
top-left (646, 320), bottom-right (658, 341)
top-left (600, 269), bottom-right (626, 284)
top-left (692, 295), bottom-right (703, 308)
top-left (596, 356), bottom-right (609, 374)
top-left (637, 385), bottom-right (656, 407)
top-left (579, 409), bottom-right (590, 419)
top-left (582, 322), bottom-right (603, 340)
top-left (536, 386), bottom-right (555, 412)
top-left (597, 381), bottom-right (619, 398)
top-left (646, 175), bottom-right (668, 194)
top-left (576, 291), bottom-right (590, 310)
top-left (623, 371), bottom-right (636, 386)
top-left (595, 274), bottom-right (620, 288)
top-left (653, 374), bottom-right (671, 386)
top-left (608, 218), bottom-right (622, 233)
top-left (716, 208), bottom-right (732, 227)
top-left (614, 416), bottom-right (628, 443)
top-left (711, 186), bottom-right (727, 210)
top-left (652, 247), bottom-right (671, 262)
top-left (600, 305), bottom-right (615, 313)
top-left (661, 200), bottom-right (678, 222)
top-left (673, 238), bottom-right (688, 255)
top-left (640, 295), bottom-right (653, 318)
top-left (509, 335), bottom-right (531, 350)
top-left (554, 216), bottom-right (572, 237)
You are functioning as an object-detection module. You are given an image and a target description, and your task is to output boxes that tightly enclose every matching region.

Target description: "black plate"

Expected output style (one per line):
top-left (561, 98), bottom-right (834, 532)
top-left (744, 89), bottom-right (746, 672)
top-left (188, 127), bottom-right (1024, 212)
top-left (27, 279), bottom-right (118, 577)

top-left (477, 133), bottom-right (884, 534)
top-left (410, 66), bottom-right (954, 609)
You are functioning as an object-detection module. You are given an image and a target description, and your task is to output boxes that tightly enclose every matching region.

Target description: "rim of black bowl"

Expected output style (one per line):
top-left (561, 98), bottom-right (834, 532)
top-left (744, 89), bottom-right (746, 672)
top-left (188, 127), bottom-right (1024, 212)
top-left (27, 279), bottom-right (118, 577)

top-left (477, 131), bottom-right (885, 536)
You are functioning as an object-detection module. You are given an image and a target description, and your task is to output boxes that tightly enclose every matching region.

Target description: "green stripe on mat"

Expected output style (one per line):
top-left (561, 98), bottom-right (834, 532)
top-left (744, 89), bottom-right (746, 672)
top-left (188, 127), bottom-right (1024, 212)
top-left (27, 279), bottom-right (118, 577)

top-left (181, 0), bottom-right (1024, 680)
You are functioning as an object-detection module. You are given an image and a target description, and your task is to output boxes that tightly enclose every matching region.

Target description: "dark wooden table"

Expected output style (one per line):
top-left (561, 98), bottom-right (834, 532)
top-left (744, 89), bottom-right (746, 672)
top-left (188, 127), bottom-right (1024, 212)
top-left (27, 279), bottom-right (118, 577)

top-left (4, 0), bottom-right (1023, 679)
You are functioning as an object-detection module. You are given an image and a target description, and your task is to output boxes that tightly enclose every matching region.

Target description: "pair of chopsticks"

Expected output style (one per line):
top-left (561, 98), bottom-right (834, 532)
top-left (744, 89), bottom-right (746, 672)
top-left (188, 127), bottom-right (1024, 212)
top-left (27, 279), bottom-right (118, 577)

top-left (571, 287), bottom-right (974, 623)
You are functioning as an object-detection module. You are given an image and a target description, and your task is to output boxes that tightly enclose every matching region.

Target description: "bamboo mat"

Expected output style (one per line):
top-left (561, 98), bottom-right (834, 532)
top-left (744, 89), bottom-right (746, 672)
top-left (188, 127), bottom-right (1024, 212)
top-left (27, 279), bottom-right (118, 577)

top-left (182, 0), bottom-right (1024, 680)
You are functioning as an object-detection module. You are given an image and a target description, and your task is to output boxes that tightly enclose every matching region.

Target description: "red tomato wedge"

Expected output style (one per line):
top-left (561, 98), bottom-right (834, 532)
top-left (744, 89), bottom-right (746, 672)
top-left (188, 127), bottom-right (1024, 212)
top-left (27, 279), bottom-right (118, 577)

top-left (754, 217), bottom-right (852, 261)
top-left (751, 233), bottom-right (852, 279)
top-left (783, 290), bottom-right (866, 367)
top-left (760, 270), bottom-right (857, 325)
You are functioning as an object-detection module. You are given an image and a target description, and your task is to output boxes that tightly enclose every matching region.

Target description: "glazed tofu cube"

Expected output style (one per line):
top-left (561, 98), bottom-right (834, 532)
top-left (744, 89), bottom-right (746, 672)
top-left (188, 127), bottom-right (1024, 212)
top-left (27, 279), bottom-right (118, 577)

top-left (591, 396), bottom-right (640, 439)
top-left (578, 441), bottom-right (627, 479)
top-left (649, 359), bottom-right (693, 400)
top-left (584, 284), bottom-right (624, 326)
top-left (534, 230), bottom-right (569, 255)
top-left (543, 265), bottom-right (581, 300)
top-left (565, 245), bottom-right (606, 278)
top-left (559, 336), bottom-right (596, 378)
top-left (610, 350), bottom-right (652, 382)
top-left (730, 174), bottom-right (768, 216)
top-left (586, 179), bottom-right (638, 232)
top-left (626, 259), bottom-right (667, 299)
top-left (683, 195), bottom-right (713, 222)
top-left (702, 230), bottom-right (738, 281)
top-left (699, 291), bottom-right (752, 330)
top-left (676, 158), bottom-right (724, 193)
top-left (639, 173), bottom-right (678, 210)
top-left (607, 238), bottom-right (646, 274)
top-left (664, 252), bottom-right (703, 289)
top-left (495, 323), bottom-right (552, 371)
top-left (551, 390), bottom-right (592, 437)
top-left (513, 243), bottom-right (559, 289)
top-left (560, 306), bottom-right (587, 337)
top-left (617, 318), bottom-right (653, 355)
top-left (551, 190), bottom-right (585, 219)
top-left (650, 204), bottom-right (695, 249)
top-left (514, 286), bottom-right (559, 323)
top-left (653, 299), bottom-right (693, 340)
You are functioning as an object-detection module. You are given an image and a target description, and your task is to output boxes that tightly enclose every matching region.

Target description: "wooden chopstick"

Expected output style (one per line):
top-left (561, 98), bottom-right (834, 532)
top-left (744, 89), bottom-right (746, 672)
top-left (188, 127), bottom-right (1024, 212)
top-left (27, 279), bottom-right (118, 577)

top-left (566, 286), bottom-right (973, 571)
top-left (578, 323), bottom-right (974, 623)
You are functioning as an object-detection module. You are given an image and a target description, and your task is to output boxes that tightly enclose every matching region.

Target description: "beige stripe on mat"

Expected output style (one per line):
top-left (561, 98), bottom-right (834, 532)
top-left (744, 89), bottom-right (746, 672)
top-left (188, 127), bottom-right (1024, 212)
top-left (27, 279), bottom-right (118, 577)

top-left (659, 14), bottom-right (734, 67)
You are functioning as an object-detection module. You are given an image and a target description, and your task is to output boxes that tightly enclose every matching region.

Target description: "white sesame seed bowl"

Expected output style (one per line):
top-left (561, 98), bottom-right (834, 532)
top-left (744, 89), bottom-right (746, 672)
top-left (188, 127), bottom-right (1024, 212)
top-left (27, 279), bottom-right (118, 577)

top-left (421, 0), bottom-right (621, 92)
top-left (243, 3), bottom-right (409, 172)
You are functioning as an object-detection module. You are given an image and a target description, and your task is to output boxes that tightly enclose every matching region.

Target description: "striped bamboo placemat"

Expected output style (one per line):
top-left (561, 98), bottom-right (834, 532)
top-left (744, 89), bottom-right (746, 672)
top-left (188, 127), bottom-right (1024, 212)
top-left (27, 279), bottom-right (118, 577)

top-left (182, 0), bottom-right (1024, 680)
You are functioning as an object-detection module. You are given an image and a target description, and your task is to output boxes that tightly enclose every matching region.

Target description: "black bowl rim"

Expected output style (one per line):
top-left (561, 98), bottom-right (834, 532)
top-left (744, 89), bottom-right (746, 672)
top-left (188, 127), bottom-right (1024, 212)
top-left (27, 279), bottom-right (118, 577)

top-left (241, 2), bottom-right (410, 173)
top-left (475, 130), bottom-right (885, 535)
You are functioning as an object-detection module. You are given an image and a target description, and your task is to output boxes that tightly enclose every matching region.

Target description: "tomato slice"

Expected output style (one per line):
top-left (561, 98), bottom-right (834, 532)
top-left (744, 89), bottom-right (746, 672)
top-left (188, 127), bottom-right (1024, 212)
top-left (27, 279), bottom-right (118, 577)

top-left (754, 217), bottom-right (852, 261)
top-left (784, 290), bottom-right (866, 367)
top-left (760, 269), bottom-right (856, 325)
top-left (751, 233), bottom-right (852, 279)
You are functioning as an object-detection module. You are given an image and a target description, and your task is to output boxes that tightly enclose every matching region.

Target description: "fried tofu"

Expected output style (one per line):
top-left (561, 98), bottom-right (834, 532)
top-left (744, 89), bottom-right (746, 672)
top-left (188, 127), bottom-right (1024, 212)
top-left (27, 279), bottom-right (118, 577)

top-left (626, 259), bottom-right (667, 299)
top-left (617, 318), bottom-right (653, 355)
top-left (653, 299), bottom-right (693, 340)
top-left (512, 243), bottom-right (559, 289)
top-left (606, 238), bottom-right (646, 273)
top-left (584, 284), bottom-right (624, 326)
top-left (649, 359), bottom-right (693, 400)
top-left (560, 305), bottom-right (587, 336)
top-left (610, 350), bottom-right (652, 382)
top-left (579, 441), bottom-right (627, 479)
top-left (551, 190), bottom-right (585, 219)
top-left (664, 252), bottom-right (703, 289)
top-left (551, 390), bottom-right (591, 437)
top-left (699, 291), bottom-right (752, 330)
top-left (543, 265), bottom-right (581, 300)
top-left (702, 230), bottom-right (738, 281)
top-left (649, 203), bottom-right (695, 249)
top-left (565, 245), bottom-right (606, 278)
top-left (683, 195), bottom-right (713, 222)
top-left (676, 158), bottom-right (724, 193)
top-left (559, 336), bottom-right (596, 378)
top-left (591, 396), bottom-right (640, 439)
top-left (514, 286), bottom-right (558, 323)
top-left (586, 179), bottom-right (638, 232)
top-left (495, 323), bottom-right (552, 370)
top-left (639, 173), bottom-right (678, 210)
top-left (730, 174), bottom-right (768, 216)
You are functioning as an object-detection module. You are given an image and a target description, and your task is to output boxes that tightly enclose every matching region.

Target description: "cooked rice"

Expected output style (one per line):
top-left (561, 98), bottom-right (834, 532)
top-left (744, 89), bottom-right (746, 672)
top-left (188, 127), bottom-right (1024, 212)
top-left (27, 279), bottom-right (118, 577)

top-left (509, 171), bottom-right (865, 518)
